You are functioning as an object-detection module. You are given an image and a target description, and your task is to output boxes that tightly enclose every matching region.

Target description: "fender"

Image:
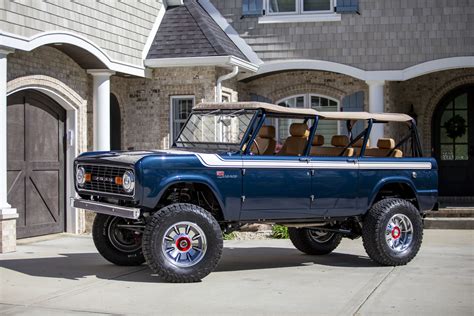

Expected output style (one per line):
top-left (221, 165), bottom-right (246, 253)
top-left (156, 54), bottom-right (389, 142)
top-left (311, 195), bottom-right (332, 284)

top-left (367, 176), bottom-right (419, 210)
top-left (154, 174), bottom-right (226, 215)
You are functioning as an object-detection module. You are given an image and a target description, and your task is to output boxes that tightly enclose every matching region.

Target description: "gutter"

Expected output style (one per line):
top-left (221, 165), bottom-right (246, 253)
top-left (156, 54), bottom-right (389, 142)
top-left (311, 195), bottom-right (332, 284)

top-left (216, 65), bottom-right (239, 102)
top-left (144, 55), bottom-right (259, 73)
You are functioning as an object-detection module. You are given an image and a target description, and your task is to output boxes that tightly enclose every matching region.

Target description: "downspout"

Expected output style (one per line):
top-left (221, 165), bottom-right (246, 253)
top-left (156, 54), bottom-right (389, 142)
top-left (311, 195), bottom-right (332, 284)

top-left (216, 65), bottom-right (239, 102)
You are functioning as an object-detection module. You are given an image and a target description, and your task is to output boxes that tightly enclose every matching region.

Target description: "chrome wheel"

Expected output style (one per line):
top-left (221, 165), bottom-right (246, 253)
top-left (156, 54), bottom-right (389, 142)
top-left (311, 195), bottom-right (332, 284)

top-left (309, 230), bottom-right (334, 243)
top-left (161, 221), bottom-right (207, 267)
top-left (107, 217), bottom-right (142, 253)
top-left (385, 214), bottom-right (413, 253)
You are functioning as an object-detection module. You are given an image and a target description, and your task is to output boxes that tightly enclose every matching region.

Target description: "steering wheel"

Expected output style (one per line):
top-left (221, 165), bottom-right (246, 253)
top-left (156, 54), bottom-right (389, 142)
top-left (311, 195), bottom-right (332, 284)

top-left (252, 139), bottom-right (261, 155)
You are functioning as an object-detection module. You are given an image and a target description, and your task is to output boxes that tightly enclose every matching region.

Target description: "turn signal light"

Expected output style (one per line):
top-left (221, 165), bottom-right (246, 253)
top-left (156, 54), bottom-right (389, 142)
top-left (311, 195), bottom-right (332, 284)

top-left (115, 176), bottom-right (123, 185)
top-left (84, 173), bottom-right (92, 182)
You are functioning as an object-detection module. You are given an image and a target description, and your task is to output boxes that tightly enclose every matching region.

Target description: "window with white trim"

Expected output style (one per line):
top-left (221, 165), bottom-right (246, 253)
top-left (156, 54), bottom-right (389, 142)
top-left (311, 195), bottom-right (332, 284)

top-left (276, 94), bottom-right (339, 145)
top-left (170, 96), bottom-right (194, 145)
top-left (266, 0), bottom-right (334, 15)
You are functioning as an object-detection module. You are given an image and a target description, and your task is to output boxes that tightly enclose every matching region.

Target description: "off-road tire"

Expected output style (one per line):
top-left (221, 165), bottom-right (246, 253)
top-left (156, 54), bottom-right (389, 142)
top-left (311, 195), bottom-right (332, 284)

top-left (92, 214), bottom-right (145, 266)
top-left (362, 198), bottom-right (423, 266)
top-left (288, 228), bottom-right (342, 255)
top-left (142, 203), bottom-right (223, 283)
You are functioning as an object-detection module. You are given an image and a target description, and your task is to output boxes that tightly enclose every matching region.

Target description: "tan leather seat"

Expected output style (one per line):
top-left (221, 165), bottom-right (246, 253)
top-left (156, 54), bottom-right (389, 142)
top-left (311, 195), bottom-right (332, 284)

top-left (364, 138), bottom-right (403, 157)
top-left (353, 138), bottom-right (370, 156)
top-left (251, 125), bottom-right (276, 155)
top-left (277, 123), bottom-right (309, 156)
top-left (311, 135), bottom-right (354, 157)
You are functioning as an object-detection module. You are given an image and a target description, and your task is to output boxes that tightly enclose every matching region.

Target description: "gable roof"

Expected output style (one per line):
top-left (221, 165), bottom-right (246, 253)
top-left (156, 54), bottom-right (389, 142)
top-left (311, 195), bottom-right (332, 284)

top-left (146, 0), bottom-right (248, 61)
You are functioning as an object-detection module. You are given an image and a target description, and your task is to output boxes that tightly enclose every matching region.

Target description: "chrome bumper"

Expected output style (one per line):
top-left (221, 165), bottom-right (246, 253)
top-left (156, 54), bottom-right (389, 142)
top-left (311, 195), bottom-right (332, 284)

top-left (70, 198), bottom-right (140, 219)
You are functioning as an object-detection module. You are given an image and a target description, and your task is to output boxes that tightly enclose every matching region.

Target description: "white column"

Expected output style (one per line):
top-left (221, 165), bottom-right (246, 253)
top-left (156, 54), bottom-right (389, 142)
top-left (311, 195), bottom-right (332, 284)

top-left (88, 70), bottom-right (115, 151)
top-left (0, 50), bottom-right (15, 213)
top-left (366, 80), bottom-right (385, 146)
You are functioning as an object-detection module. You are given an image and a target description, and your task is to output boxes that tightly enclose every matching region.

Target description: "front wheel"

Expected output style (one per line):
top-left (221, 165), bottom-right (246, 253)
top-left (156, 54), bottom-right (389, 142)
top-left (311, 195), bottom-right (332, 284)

top-left (142, 203), bottom-right (223, 283)
top-left (92, 214), bottom-right (145, 266)
top-left (362, 198), bottom-right (423, 266)
top-left (288, 227), bottom-right (342, 255)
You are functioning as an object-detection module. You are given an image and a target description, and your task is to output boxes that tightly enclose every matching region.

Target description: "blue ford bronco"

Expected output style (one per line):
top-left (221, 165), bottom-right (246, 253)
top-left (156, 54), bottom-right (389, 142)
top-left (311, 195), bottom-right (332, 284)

top-left (72, 102), bottom-right (438, 282)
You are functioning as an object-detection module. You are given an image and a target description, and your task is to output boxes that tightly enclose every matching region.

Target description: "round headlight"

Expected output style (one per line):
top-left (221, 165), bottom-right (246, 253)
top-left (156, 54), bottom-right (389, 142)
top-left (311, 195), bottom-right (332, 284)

top-left (76, 166), bottom-right (86, 186)
top-left (122, 170), bottom-right (135, 193)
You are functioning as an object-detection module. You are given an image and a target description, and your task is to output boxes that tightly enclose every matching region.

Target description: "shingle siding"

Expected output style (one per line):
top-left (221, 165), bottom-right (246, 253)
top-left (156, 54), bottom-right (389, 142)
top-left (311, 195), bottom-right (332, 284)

top-left (210, 0), bottom-right (474, 70)
top-left (147, 0), bottom-right (248, 61)
top-left (0, 0), bottom-right (162, 67)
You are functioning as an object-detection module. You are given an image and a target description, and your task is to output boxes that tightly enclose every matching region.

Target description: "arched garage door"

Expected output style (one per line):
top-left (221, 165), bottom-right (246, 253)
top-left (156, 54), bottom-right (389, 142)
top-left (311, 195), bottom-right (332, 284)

top-left (7, 90), bottom-right (66, 238)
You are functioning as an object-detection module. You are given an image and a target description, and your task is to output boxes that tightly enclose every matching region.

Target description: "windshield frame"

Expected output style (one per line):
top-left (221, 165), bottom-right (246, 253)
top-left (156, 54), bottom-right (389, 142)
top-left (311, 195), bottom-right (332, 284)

top-left (172, 109), bottom-right (259, 152)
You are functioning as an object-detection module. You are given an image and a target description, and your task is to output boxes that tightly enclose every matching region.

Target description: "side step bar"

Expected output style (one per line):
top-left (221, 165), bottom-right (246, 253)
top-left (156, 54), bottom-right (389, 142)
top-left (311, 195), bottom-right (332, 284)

top-left (71, 198), bottom-right (140, 219)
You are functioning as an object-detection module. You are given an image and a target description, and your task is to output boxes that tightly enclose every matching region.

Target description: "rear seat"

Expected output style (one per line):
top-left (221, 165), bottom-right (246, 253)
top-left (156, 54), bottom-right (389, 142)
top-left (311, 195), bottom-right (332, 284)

top-left (310, 135), bottom-right (354, 157)
top-left (353, 138), bottom-right (370, 156)
top-left (364, 138), bottom-right (403, 158)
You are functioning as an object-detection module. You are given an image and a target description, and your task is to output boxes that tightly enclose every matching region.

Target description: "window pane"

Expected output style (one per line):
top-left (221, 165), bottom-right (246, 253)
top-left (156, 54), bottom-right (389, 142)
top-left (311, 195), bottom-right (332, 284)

top-left (440, 110), bottom-right (452, 126)
top-left (269, 0), bottom-right (296, 13)
top-left (454, 93), bottom-right (467, 109)
top-left (172, 97), bottom-right (194, 140)
top-left (440, 145), bottom-right (454, 160)
top-left (278, 96), bottom-right (304, 108)
top-left (455, 145), bottom-right (468, 160)
top-left (303, 0), bottom-right (331, 11)
top-left (310, 96), bottom-right (320, 108)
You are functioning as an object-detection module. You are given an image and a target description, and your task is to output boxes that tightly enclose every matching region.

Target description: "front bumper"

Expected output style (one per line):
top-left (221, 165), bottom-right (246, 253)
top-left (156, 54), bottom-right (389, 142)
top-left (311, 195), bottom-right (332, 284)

top-left (70, 198), bottom-right (140, 219)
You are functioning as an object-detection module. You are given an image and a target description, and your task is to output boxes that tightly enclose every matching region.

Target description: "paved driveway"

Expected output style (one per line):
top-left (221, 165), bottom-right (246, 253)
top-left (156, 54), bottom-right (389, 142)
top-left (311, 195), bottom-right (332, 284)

top-left (0, 230), bottom-right (473, 315)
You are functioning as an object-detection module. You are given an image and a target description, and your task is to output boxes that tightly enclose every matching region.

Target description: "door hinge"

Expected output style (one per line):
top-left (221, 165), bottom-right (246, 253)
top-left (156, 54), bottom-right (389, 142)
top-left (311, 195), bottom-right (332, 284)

top-left (311, 170), bottom-right (315, 176)
top-left (241, 195), bottom-right (246, 203)
top-left (310, 195), bottom-right (315, 202)
top-left (241, 168), bottom-right (246, 176)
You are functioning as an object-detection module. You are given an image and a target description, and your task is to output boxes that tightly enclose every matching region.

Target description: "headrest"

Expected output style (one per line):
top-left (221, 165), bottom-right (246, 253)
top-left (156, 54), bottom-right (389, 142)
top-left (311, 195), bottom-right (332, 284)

top-left (289, 123), bottom-right (309, 138)
top-left (258, 125), bottom-right (275, 139)
top-left (353, 138), bottom-right (370, 148)
top-left (377, 138), bottom-right (395, 149)
top-left (312, 135), bottom-right (325, 146)
top-left (331, 135), bottom-right (349, 147)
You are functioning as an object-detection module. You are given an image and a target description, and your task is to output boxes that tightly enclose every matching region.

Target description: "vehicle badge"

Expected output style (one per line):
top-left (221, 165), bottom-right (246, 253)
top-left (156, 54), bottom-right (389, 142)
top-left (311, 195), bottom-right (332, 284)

top-left (216, 171), bottom-right (225, 177)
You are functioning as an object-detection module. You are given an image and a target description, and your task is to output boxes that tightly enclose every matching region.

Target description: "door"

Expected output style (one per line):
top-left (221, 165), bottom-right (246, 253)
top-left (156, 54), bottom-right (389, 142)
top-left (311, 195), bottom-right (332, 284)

top-left (241, 156), bottom-right (312, 220)
top-left (311, 157), bottom-right (359, 216)
top-left (7, 90), bottom-right (66, 238)
top-left (432, 85), bottom-right (474, 196)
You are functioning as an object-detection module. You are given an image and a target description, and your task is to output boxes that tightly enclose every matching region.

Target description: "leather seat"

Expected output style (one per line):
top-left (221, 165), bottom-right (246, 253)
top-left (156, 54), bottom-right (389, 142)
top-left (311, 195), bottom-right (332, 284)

top-left (277, 123), bottom-right (309, 156)
top-left (310, 135), bottom-right (354, 157)
top-left (364, 138), bottom-right (403, 157)
top-left (353, 138), bottom-right (370, 156)
top-left (251, 125), bottom-right (276, 155)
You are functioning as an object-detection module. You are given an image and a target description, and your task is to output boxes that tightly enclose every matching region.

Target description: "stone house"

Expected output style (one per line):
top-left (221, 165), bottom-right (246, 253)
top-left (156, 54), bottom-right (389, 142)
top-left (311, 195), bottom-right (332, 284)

top-left (0, 0), bottom-right (473, 252)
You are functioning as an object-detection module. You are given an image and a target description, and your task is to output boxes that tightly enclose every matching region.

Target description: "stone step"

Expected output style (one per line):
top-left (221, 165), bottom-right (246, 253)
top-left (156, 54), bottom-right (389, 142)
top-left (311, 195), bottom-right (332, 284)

top-left (424, 217), bottom-right (474, 230)
top-left (426, 207), bottom-right (474, 218)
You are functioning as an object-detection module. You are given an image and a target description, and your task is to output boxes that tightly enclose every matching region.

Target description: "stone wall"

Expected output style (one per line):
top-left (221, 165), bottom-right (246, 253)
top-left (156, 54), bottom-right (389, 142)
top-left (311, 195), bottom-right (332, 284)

top-left (211, 0), bottom-right (474, 70)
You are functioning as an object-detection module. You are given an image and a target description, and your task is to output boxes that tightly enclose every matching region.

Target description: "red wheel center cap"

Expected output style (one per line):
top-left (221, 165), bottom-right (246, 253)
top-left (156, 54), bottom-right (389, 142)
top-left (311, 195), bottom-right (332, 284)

top-left (176, 236), bottom-right (191, 252)
top-left (392, 226), bottom-right (401, 239)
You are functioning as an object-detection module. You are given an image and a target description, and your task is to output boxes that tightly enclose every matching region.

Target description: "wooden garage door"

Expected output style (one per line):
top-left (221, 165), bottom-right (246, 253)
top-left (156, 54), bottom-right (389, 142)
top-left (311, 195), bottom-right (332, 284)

top-left (7, 90), bottom-right (66, 238)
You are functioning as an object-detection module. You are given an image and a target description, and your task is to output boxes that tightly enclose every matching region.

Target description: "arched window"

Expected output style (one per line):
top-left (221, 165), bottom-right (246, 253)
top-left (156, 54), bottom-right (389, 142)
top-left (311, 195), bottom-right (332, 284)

top-left (276, 94), bottom-right (339, 145)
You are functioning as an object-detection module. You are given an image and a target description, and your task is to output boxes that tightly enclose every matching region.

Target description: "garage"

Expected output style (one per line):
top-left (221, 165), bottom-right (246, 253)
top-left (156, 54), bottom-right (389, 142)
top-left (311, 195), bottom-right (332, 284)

top-left (7, 90), bottom-right (66, 238)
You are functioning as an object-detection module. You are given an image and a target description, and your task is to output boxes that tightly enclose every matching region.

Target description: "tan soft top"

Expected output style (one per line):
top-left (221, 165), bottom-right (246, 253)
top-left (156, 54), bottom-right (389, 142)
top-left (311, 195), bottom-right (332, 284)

top-left (194, 102), bottom-right (413, 123)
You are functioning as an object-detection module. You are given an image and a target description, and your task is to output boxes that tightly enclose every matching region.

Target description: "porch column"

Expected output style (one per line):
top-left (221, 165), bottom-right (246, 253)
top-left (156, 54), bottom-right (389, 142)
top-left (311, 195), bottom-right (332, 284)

top-left (0, 48), bottom-right (18, 253)
top-left (367, 80), bottom-right (385, 146)
top-left (88, 70), bottom-right (115, 151)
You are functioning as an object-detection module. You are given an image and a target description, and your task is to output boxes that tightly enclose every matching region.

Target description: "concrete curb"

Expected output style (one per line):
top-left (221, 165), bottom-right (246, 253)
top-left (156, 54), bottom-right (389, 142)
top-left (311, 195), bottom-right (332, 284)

top-left (424, 218), bottom-right (474, 230)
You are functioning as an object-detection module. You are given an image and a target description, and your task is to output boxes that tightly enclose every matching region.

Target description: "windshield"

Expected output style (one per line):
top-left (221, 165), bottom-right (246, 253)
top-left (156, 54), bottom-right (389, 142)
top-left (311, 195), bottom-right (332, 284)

top-left (174, 110), bottom-right (256, 150)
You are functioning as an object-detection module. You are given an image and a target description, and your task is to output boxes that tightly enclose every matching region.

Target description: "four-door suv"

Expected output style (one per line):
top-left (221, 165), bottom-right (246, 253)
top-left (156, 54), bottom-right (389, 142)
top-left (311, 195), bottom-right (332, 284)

top-left (72, 102), bottom-right (438, 282)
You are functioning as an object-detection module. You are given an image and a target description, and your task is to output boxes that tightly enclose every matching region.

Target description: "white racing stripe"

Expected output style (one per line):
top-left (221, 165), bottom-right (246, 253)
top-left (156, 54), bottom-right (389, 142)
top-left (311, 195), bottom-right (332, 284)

top-left (195, 153), bottom-right (432, 170)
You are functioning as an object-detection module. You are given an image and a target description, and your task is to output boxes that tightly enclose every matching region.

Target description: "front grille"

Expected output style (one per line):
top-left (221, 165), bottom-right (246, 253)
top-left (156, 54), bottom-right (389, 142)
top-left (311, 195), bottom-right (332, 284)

top-left (78, 164), bottom-right (134, 196)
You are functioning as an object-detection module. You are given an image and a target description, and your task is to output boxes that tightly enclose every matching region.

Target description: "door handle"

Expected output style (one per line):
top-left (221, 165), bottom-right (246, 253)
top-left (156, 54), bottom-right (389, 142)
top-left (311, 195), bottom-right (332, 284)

top-left (347, 158), bottom-right (357, 163)
top-left (299, 157), bottom-right (311, 162)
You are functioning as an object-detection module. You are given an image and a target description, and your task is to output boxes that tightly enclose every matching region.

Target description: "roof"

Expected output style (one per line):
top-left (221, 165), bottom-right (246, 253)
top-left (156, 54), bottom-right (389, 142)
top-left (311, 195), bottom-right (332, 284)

top-left (146, 0), bottom-right (248, 61)
top-left (194, 102), bottom-right (414, 122)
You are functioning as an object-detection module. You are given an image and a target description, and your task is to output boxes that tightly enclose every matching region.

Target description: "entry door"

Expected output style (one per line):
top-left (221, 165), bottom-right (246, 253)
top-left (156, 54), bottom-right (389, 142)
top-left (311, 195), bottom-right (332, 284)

top-left (433, 85), bottom-right (474, 196)
top-left (240, 156), bottom-right (312, 220)
top-left (7, 90), bottom-right (66, 238)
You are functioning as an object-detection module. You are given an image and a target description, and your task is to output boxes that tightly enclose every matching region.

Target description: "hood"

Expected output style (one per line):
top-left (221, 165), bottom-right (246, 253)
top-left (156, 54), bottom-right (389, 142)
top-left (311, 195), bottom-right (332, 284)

top-left (76, 149), bottom-right (198, 165)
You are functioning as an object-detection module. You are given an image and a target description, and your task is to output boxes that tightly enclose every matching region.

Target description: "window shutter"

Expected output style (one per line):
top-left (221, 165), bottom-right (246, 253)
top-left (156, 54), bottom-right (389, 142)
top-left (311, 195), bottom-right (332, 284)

top-left (242, 0), bottom-right (264, 17)
top-left (341, 91), bottom-right (364, 136)
top-left (335, 0), bottom-right (359, 14)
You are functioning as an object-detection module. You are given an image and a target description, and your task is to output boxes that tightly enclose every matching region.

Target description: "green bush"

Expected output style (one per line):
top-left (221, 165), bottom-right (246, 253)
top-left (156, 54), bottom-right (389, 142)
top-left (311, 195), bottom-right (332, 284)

top-left (271, 225), bottom-right (289, 239)
top-left (223, 232), bottom-right (237, 240)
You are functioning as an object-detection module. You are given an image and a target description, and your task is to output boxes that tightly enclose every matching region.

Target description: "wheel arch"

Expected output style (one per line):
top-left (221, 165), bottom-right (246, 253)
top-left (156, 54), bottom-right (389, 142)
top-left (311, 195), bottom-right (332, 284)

top-left (368, 177), bottom-right (420, 211)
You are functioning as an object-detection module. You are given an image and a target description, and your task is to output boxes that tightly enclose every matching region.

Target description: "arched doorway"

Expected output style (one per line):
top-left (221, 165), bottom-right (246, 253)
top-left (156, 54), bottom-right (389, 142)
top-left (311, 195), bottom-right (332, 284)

top-left (110, 93), bottom-right (121, 150)
top-left (7, 90), bottom-right (66, 238)
top-left (432, 85), bottom-right (474, 196)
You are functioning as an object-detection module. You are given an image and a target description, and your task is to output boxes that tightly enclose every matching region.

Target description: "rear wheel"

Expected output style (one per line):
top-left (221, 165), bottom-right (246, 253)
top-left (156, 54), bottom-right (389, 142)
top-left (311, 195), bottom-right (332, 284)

top-left (142, 203), bottom-right (223, 283)
top-left (92, 214), bottom-right (145, 266)
top-left (288, 228), bottom-right (342, 255)
top-left (362, 198), bottom-right (423, 266)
